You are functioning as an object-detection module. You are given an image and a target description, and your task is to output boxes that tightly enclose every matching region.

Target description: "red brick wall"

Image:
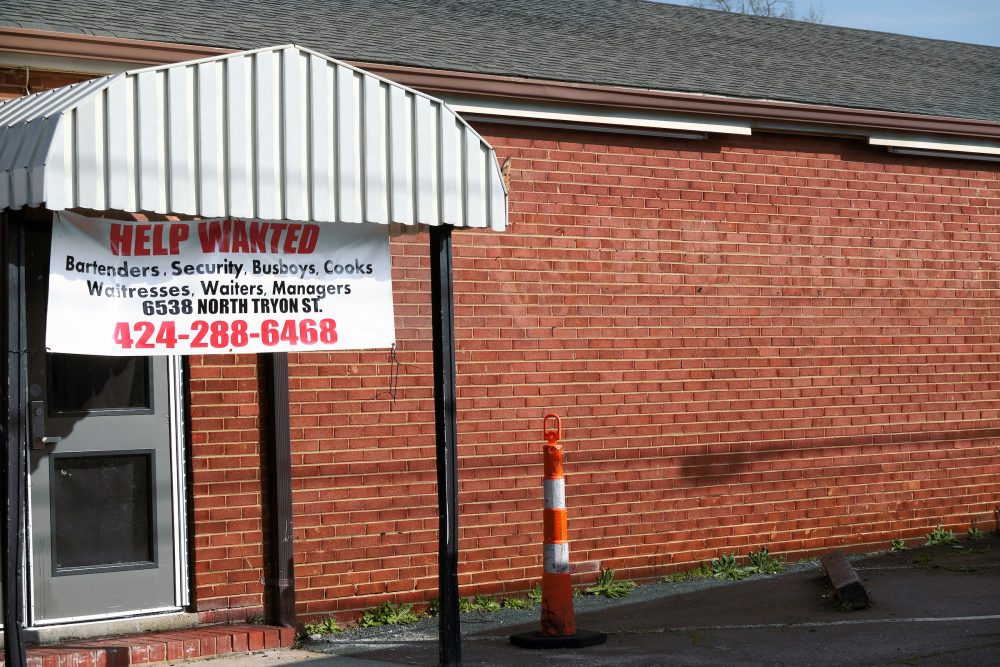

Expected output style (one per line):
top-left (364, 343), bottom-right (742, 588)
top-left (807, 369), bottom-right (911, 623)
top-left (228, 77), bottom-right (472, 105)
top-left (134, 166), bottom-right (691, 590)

top-left (265, 126), bottom-right (1000, 620)
top-left (188, 354), bottom-right (266, 622)
top-left (21, 61), bottom-right (1000, 625)
top-left (0, 67), bottom-right (95, 100)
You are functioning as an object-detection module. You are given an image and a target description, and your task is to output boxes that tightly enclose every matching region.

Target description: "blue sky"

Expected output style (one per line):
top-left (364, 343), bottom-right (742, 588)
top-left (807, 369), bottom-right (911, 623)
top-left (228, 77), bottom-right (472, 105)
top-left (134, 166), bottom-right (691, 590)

top-left (665, 1), bottom-right (1000, 46)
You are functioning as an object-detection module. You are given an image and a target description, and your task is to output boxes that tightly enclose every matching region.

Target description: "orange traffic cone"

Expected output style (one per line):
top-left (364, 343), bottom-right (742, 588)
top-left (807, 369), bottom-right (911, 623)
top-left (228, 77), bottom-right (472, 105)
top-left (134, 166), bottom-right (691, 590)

top-left (510, 415), bottom-right (607, 649)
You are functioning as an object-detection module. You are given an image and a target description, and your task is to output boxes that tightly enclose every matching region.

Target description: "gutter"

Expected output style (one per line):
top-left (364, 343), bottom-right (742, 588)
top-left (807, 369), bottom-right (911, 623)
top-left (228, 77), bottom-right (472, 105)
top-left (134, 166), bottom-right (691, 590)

top-left (351, 62), bottom-right (1000, 142)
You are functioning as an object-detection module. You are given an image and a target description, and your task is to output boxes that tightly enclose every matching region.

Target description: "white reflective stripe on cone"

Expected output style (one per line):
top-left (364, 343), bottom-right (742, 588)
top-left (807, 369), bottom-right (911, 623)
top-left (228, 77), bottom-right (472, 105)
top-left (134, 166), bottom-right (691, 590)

top-left (544, 542), bottom-right (570, 574)
top-left (543, 478), bottom-right (565, 509)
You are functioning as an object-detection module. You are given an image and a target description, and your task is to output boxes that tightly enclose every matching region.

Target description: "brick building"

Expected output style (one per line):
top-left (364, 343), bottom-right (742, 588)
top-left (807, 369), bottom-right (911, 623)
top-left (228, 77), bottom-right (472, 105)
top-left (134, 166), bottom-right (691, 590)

top-left (1, 0), bottom-right (999, 647)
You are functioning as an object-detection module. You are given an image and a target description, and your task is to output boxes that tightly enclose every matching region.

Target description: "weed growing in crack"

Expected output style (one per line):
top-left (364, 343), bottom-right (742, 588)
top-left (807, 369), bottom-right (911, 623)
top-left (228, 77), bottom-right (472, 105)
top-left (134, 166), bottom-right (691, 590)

top-left (303, 617), bottom-right (343, 635)
top-left (709, 553), bottom-right (751, 580)
top-left (663, 562), bottom-right (714, 583)
top-left (501, 596), bottom-right (531, 610)
top-left (746, 547), bottom-right (786, 575)
top-left (357, 601), bottom-right (424, 627)
top-left (968, 525), bottom-right (987, 541)
top-left (473, 594), bottom-right (502, 612)
top-left (663, 546), bottom-right (787, 583)
top-left (584, 568), bottom-right (637, 598)
top-left (925, 526), bottom-right (958, 547)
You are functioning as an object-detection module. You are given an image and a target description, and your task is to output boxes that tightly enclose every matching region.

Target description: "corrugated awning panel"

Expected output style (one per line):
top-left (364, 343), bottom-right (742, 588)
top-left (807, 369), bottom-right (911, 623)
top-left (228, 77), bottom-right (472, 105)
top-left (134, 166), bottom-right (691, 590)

top-left (0, 45), bottom-right (507, 233)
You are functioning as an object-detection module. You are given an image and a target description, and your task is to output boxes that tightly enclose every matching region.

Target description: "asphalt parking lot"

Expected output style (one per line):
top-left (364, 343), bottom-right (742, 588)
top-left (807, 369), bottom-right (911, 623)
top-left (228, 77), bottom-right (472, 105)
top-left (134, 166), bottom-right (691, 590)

top-left (188, 536), bottom-right (1000, 666)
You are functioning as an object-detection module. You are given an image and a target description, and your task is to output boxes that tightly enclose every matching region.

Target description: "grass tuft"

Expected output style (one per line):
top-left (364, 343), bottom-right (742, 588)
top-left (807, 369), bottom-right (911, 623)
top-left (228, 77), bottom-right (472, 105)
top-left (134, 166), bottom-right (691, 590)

top-left (584, 568), bottom-right (637, 598)
top-left (357, 601), bottom-right (424, 627)
top-left (925, 526), bottom-right (958, 547)
top-left (303, 617), bottom-right (343, 635)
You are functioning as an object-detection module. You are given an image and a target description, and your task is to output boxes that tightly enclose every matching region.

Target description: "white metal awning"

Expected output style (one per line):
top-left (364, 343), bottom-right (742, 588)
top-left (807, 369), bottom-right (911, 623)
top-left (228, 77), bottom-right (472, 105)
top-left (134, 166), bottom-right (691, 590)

top-left (0, 44), bottom-right (507, 233)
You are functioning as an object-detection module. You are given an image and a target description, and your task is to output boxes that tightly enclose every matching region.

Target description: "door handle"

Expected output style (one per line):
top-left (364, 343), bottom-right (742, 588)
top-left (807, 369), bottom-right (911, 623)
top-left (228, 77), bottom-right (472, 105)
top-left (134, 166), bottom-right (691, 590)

top-left (30, 400), bottom-right (60, 450)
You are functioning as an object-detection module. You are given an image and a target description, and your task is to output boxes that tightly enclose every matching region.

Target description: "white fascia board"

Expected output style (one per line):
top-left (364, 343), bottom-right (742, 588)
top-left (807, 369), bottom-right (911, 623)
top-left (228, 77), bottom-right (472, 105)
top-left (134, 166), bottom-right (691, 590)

top-left (441, 95), bottom-right (752, 136)
top-left (869, 134), bottom-right (1000, 157)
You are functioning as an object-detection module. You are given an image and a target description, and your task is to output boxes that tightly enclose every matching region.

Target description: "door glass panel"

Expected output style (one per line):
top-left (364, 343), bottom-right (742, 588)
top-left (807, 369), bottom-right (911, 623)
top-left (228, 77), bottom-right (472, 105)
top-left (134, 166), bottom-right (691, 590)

top-left (48, 354), bottom-right (150, 414)
top-left (51, 453), bottom-right (155, 572)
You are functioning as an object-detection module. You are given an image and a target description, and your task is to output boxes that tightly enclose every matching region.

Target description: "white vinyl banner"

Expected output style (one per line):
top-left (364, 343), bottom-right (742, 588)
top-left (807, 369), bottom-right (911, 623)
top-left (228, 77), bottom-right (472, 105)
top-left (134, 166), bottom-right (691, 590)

top-left (47, 212), bottom-right (396, 356)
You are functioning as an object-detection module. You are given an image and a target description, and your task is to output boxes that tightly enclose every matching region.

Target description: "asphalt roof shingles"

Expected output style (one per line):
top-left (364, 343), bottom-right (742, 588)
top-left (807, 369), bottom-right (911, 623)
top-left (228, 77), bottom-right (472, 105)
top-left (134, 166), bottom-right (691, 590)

top-left (2, 0), bottom-right (999, 123)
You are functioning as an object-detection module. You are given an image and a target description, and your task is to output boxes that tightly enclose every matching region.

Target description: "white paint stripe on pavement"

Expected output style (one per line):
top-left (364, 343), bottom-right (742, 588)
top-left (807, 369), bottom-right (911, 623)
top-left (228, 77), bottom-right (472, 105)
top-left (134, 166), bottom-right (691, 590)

top-left (620, 613), bottom-right (1000, 635)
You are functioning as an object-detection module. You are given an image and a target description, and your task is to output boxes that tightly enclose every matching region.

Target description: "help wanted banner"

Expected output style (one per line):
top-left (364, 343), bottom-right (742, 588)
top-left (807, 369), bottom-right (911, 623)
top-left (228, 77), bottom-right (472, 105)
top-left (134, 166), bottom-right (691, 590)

top-left (47, 212), bottom-right (395, 356)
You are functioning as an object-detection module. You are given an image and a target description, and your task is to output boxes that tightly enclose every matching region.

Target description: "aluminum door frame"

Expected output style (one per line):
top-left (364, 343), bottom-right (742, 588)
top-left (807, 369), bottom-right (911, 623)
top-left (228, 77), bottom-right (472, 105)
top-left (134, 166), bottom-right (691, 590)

top-left (26, 355), bottom-right (187, 626)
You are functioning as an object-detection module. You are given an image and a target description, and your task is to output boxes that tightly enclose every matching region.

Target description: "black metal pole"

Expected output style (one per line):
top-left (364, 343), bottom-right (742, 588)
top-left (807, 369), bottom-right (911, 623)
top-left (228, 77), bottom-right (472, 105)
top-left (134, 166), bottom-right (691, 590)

top-left (429, 225), bottom-right (461, 667)
top-left (262, 352), bottom-right (299, 630)
top-left (2, 211), bottom-right (28, 667)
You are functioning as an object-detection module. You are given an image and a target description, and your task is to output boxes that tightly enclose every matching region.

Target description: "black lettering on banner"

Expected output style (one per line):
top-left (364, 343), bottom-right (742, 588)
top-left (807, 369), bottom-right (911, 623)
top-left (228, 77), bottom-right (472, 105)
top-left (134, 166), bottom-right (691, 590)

top-left (197, 298), bottom-right (249, 315)
top-left (251, 259), bottom-right (316, 276)
top-left (251, 298), bottom-right (300, 314)
top-left (170, 260), bottom-right (244, 278)
top-left (86, 282), bottom-right (192, 298)
top-left (142, 299), bottom-right (194, 316)
top-left (323, 259), bottom-right (373, 275)
top-left (200, 280), bottom-right (264, 297)
top-left (272, 281), bottom-right (350, 298)
top-left (66, 255), bottom-right (160, 277)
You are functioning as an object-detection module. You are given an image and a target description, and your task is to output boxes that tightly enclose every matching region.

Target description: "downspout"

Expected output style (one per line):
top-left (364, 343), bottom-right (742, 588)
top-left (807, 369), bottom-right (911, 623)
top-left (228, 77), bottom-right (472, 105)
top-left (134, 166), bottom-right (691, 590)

top-left (262, 352), bottom-right (298, 630)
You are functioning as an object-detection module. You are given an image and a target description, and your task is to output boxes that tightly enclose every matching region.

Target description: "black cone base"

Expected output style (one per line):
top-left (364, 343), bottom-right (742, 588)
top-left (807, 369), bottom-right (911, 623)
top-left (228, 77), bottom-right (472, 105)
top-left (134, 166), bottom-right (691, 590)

top-left (509, 629), bottom-right (608, 649)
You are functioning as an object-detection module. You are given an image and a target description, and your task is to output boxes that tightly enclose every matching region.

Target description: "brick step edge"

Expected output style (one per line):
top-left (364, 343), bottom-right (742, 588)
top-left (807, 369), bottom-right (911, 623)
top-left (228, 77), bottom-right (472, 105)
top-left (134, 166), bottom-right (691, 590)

top-left (2, 624), bottom-right (295, 667)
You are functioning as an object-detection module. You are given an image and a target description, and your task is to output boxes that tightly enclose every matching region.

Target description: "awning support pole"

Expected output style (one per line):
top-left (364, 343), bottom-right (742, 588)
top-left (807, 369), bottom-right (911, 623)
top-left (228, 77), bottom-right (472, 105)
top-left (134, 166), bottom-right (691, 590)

top-left (429, 225), bottom-right (462, 666)
top-left (2, 211), bottom-right (28, 667)
top-left (263, 352), bottom-right (298, 630)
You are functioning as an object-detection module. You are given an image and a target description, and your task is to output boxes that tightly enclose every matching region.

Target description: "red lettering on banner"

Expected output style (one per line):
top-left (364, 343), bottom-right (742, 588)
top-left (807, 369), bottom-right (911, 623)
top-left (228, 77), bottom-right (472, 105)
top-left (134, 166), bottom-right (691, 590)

top-left (198, 219), bottom-right (232, 253)
top-left (231, 221), bottom-right (250, 253)
top-left (248, 221), bottom-right (269, 252)
top-left (109, 223), bottom-right (132, 255)
top-left (135, 225), bottom-right (155, 255)
top-left (282, 224), bottom-right (302, 253)
top-left (298, 224), bottom-right (319, 253)
top-left (196, 218), bottom-right (321, 254)
top-left (169, 224), bottom-right (190, 253)
top-left (110, 223), bottom-right (188, 256)
top-left (268, 223), bottom-right (287, 253)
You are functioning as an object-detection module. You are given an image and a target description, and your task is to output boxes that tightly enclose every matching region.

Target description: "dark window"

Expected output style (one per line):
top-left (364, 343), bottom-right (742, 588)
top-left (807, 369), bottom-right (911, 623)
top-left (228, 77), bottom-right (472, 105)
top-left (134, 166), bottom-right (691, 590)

top-left (48, 354), bottom-right (150, 414)
top-left (51, 453), bottom-right (155, 571)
